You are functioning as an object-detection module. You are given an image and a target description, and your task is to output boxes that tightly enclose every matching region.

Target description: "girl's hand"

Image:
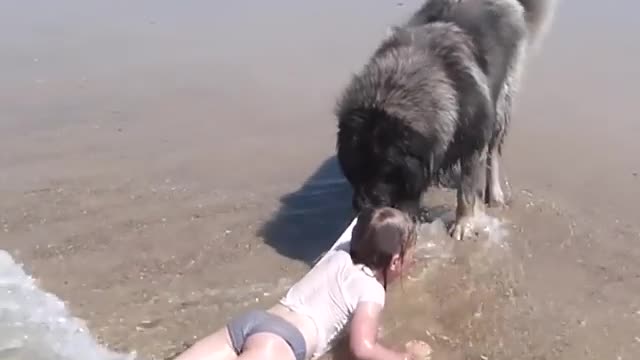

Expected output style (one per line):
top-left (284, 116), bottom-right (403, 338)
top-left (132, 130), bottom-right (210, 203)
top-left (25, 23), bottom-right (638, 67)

top-left (404, 340), bottom-right (432, 359)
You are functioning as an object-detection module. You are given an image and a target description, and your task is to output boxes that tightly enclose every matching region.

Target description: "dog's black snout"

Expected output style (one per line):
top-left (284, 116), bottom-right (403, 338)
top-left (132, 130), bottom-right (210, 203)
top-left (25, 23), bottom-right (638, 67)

top-left (352, 190), bottom-right (369, 212)
top-left (353, 187), bottom-right (389, 212)
top-left (394, 198), bottom-right (421, 220)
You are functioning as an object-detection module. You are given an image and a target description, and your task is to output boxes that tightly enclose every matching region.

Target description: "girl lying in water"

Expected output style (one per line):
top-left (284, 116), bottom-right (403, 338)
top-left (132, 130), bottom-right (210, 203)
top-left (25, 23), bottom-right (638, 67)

top-left (174, 207), bottom-right (432, 360)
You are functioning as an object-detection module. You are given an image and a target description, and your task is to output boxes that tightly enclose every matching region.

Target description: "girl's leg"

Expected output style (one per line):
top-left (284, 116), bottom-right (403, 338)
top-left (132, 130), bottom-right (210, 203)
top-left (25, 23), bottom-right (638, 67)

top-left (237, 333), bottom-right (297, 360)
top-left (174, 328), bottom-right (237, 360)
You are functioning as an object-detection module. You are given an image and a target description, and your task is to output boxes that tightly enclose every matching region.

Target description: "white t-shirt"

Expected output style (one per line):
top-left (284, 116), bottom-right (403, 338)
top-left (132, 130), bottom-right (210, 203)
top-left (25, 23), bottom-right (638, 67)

top-left (279, 249), bottom-right (386, 358)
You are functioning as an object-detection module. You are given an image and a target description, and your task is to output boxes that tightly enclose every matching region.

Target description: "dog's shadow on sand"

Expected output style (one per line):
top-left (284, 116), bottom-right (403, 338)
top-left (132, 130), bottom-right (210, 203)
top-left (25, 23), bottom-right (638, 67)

top-left (258, 156), bottom-right (354, 265)
top-left (258, 156), bottom-right (462, 265)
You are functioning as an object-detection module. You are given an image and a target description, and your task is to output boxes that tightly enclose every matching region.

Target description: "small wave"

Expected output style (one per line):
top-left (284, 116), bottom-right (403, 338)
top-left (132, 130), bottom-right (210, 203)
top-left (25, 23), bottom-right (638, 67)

top-left (0, 250), bottom-right (135, 360)
top-left (419, 211), bottom-right (509, 249)
top-left (416, 219), bottom-right (455, 260)
top-left (468, 212), bottom-right (510, 249)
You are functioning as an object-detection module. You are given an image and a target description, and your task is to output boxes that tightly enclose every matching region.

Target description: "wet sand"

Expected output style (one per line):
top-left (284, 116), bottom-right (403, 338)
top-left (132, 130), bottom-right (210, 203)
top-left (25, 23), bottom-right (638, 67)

top-left (1, 0), bottom-right (639, 359)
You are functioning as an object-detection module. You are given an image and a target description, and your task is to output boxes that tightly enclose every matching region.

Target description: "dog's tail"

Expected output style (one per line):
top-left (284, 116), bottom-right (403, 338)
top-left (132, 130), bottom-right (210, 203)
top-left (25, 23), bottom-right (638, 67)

top-left (517, 0), bottom-right (557, 47)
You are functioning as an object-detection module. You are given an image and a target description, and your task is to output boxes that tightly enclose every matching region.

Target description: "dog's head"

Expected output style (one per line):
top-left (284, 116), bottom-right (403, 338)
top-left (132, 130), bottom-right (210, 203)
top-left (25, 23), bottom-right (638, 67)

top-left (336, 108), bottom-right (434, 218)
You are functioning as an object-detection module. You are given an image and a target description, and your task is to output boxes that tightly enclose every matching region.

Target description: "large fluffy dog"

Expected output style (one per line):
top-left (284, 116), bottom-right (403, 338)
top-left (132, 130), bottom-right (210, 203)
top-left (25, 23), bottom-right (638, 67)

top-left (335, 0), bottom-right (556, 239)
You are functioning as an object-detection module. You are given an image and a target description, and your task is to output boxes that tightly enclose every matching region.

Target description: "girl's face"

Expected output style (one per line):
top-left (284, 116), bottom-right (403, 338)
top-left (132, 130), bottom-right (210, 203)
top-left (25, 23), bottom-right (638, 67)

top-left (402, 245), bottom-right (417, 273)
top-left (387, 244), bottom-right (416, 283)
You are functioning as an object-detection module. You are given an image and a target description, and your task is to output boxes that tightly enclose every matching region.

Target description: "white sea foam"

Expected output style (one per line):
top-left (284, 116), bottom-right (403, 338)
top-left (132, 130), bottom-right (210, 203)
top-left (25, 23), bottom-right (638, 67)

top-left (0, 250), bottom-right (135, 360)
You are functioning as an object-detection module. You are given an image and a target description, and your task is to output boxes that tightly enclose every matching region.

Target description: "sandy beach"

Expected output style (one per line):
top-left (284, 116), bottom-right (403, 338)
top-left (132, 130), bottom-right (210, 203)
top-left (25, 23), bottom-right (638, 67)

top-left (1, 0), bottom-right (639, 359)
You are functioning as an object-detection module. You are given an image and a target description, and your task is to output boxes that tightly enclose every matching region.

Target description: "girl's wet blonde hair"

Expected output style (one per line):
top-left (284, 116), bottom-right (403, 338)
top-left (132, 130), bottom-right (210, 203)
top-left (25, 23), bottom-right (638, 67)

top-left (349, 207), bottom-right (418, 289)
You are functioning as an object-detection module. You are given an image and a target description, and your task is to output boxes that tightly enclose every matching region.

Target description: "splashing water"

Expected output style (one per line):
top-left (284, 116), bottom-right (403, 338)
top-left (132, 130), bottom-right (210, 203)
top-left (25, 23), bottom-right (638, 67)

top-left (416, 212), bottom-right (510, 256)
top-left (0, 250), bottom-right (135, 360)
top-left (325, 211), bottom-right (510, 264)
top-left (407, 212), bottom-right (511, 284)
top-left (467, 212), bottom-right (511, 248)
top-left (415, 219), bottom-right (455, 260)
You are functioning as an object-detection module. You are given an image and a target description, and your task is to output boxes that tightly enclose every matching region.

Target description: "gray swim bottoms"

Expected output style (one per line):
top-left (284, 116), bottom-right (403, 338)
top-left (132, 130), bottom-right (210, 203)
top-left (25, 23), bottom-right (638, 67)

top-left (226, 309), bottom-right (307, 360)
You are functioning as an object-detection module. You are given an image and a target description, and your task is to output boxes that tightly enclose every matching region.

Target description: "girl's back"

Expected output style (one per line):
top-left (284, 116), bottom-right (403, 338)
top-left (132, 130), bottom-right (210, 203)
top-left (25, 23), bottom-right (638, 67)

top-left (174, 207), bottom-right (430, 360)
top-left (279, 249), bottom-right (385, 358)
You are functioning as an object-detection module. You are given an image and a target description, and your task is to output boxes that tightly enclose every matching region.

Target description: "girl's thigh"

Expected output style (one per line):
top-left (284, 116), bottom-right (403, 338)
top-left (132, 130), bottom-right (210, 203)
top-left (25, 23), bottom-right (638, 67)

top-left (174, 328), bottom-right (237, 360)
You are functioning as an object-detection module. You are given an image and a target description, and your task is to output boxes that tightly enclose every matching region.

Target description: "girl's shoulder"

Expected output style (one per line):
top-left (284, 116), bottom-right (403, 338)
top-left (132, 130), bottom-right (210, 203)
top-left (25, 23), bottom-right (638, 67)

top-left (339, 260), bottom-right (386, 308)
top-left (313, 247), bottom-right (351, 268)
top-left (351, 269), bottom-right (386, 306)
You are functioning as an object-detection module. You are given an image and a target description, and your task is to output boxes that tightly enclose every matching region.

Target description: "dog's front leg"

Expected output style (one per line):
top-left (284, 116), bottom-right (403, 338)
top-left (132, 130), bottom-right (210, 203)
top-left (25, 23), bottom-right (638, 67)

top-left (450, 146), bottom-right (488, 240)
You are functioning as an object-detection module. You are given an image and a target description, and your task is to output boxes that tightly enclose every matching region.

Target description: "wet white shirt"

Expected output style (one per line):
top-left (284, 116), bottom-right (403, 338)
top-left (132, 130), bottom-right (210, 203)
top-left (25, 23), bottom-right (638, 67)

top-left (279, 249), bottom-right (386, 358)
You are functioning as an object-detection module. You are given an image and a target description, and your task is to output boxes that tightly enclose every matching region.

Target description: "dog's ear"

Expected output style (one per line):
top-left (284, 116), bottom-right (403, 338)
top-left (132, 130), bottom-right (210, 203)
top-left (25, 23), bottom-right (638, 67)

top-left (337, 110), bottom-right (368, 155)
top-left (397, 123), bottom-right (434, 162)
top-left (337, 112), bottom-right (369, 185)
top-left (401, 156), bottom-right (427, 195)
top-left (395, 123), bottom-right (438, 185)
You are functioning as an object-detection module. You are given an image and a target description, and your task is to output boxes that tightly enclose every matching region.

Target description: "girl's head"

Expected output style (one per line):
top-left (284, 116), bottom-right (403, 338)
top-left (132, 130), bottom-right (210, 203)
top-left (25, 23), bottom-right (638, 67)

top-left (349, 207), bottom-right (418, 289)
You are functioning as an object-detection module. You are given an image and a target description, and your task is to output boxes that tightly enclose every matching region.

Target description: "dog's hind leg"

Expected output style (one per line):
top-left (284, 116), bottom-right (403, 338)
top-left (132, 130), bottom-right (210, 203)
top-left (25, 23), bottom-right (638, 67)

top-left (451, 145), bottom-right (488, 241)
top-left (486, 142), bottom-right (506, 207)
top-left (485, 99), bottom-right (508, 207)
top-left (486, 74), bottom-right (516, 207)
top-left (486, 41), bottom-right (528, 207)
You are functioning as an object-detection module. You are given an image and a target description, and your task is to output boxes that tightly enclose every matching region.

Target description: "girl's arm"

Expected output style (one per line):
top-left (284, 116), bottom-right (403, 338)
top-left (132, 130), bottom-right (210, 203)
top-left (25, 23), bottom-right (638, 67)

top-left (349, 301), bottom-right (411, 360)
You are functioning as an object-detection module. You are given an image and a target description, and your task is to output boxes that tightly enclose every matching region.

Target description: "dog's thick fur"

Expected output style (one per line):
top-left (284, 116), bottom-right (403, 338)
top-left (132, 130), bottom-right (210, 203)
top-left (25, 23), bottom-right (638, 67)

top-left (335, 0), bottom-right (556, 239)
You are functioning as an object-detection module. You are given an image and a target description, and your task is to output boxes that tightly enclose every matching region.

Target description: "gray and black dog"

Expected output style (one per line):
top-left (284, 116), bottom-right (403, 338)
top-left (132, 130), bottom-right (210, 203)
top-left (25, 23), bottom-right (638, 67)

top-left (335, 0), bottom-right (556, 239)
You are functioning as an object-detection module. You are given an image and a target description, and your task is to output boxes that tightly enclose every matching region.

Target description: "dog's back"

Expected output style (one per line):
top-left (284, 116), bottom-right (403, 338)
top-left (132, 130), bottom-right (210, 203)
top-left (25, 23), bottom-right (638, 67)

top-left (334, 0), bottom-right (556, 224)
top-left (408, 0), bottom-right (555, 44)
top-left (404, 0), bottom-right (557, 189)
top-left (407, 0), bottom-right (529, 102)
top-left (336, 22), bottom-right (494, 189)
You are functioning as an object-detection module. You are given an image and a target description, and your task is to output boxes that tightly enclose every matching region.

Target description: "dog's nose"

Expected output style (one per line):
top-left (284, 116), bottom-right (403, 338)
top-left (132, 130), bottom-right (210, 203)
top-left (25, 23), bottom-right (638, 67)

top-left (352, 196), bottom-right (362, 211)
top-left (352, 191), bottom-right (366, 211)
top-left (396, 199), bottom-right (420, 217)
top-left (353, 189), bottom-right (377, 211)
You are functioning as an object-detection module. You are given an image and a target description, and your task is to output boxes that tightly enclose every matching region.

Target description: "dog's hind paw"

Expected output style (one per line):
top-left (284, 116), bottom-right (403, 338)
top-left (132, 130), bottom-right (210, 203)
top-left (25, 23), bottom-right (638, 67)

top-left (488, 194), bottom-right (507, 208)
top-left (487, 177), bottom-right (513, 208)
top-left (449, 217), bottom-right (476, 241)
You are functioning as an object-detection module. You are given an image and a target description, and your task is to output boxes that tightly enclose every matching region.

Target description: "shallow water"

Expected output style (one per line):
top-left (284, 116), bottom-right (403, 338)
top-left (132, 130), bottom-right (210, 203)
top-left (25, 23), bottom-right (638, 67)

top-left (322, 201), bottom-right (518, 360)
top-left (0, 209), bottom-right (510, 360)
top-left (384, 216), bottom-right (518, 359)
top-left (0, 250), bottom-right (133, 360)
top-left (1, 0), bottom-right (640, 359)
